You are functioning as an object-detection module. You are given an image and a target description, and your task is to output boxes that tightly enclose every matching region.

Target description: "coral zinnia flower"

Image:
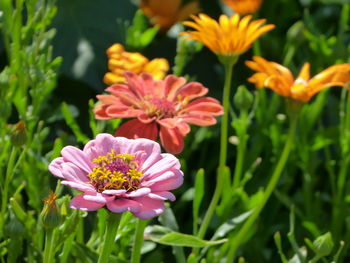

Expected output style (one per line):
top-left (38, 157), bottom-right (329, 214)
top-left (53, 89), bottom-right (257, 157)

top-left (222, 0), bottom-right (262, 15)
top-left (246, 56), bottom-right (350, 102)
top-left (180, 14), bottom-right (274, 56)
top-left (94, 72), bottom-right (224, 154)
top-left (140, 0), bottom-right (200, 32)
top-left (103, 43), bottom-right (169, 85)
top-left (49, 134), bottom-right (183, 219)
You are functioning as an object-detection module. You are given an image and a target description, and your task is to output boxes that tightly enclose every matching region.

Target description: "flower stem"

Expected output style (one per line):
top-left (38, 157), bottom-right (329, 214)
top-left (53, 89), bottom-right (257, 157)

top-left (0, 147), bottom-right (17, 237)
top-left (225, 114), bottom-right (298, 262)
top-left (131, 219), bottom-right (148, 263)
top-left (232, 111), bottom-right (249, 189)
top-left (219, 60), bottom-right (235, 169)
top-left (98, 212), bottom-right (122, 263)
top-left (195, 59), bottom-right (235, 242)
top-left (43, 229), bottom-right (56, 263)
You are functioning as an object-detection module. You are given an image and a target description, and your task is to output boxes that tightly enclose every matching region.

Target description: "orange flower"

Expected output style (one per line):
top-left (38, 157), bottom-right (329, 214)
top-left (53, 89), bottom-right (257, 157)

top-left (222, 0), bottom-right (262, 15)
top-left (246, 56), bottom-right (350, 102)
top-left (180, 14), bottom-right (274, 56)
top-left (103, 43), bottom-right (169, 85)
top-left (140, 0), bottom-right (200, 32)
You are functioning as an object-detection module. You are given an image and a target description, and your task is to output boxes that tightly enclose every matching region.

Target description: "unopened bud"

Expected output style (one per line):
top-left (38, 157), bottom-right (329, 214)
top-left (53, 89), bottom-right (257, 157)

top-left (11, 120), bottom-right (27, 146)
top-left (233, 85), bottom-right (254, 112)
top-left (313, 232), bottom-right (334, 257)
top-left (40, 192), bottom-right (62, 229)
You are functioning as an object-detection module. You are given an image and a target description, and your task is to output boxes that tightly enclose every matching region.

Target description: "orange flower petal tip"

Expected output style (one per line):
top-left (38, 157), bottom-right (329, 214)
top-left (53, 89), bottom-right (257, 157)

top-left (246, 56), bottom-right (350, 102)
top-left (180, 13), bottom-right (274, 56)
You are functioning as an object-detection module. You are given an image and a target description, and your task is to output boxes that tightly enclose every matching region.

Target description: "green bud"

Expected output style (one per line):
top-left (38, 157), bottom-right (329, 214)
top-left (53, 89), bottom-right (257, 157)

top-left (233, 85), bottom-right (254, 112)
top-left (10, 121), bottom-right (27, 147)
top-left (313, 232), bottom-right (334, 257)
top-left (40, 192), bottom-right (62, 229)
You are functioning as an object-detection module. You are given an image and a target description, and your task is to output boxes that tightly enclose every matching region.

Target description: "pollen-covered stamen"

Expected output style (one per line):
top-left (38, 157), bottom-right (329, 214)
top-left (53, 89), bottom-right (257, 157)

top-left (144, 97), bottom-right (177, 119)
top-left (88, 150), bottom-right (143, 193)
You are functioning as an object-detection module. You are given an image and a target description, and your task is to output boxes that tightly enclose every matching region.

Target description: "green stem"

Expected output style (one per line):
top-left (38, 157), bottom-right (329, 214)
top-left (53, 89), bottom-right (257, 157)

top-left (131, 219), bottom-right (148, 263)
top-left (332, 91), bottom-right (350, 240)
top-left (219, 60), bottom-right (235, 168)
top-left (225, 115), bottom-right (298, 262)
top-left (191, 58), bottom-right (236, 259)
top-left (195, 59), bottom-right (235, 242)
top-left (97, 212), bottom-right (122, 263)
top-left (43, 229), bottom-right (55, 263)
top-left (232, 111), bottom-right (249, 189)
top-left (0, 147), bottom-right (17, 237)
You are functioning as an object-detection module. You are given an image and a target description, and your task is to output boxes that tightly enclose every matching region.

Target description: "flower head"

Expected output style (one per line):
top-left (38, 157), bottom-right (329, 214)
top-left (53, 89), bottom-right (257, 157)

top-left (140, 0), bottom-right (200, 32)
top-left (94, 72), bottom-right (224, 154)
top-left (246, 56), bottom-right (350, 102)
top-left (49, 134), bottom-right (184, 219)
top-left (180, 14), bottom-right (274, 56)
top-left (103, 43), bottom-right (169, 85)
top-left (222, 0), bottom-right (262, 15)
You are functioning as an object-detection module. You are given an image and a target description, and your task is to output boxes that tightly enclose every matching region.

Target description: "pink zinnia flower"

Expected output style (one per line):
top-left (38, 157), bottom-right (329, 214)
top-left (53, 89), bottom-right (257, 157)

top-left (49, 134), bottom-right (183, 219)
top-left (94, 72), bottom-right (224, 154)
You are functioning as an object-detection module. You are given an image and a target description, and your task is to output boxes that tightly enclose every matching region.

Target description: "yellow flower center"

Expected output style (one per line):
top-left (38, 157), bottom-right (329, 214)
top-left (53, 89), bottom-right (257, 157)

top-left (87, 149), bottom-right (143, 193)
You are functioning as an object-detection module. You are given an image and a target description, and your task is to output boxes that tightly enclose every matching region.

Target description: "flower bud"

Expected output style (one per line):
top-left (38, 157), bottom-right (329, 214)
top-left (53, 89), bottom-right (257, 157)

top-left (233, 85), bottom-right (254, 112)
top-left (40, 192), bottom-right (62, 229)
top-left (11, 121), bottom-right (27, 147)
top-left (313, 232), bottom-right (334, 257)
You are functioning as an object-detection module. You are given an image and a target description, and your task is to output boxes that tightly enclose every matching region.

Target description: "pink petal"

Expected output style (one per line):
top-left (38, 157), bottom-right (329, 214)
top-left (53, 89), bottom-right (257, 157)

top-left (180, 114), bottom-right (218, 126)
top-left (157, 118), bottom-right (181, 129)
top-left (183, 97), bottom-right (224, 116)
top-left (106, 198), bottom-right (141, 213)
top-left (48, 157), bottom-right (65, 178)
top-left (61, 146), bottom-right (93, 174)
top-left (177, 82), bottom-right (208, 100)
top-left (139, 72), bottom-right (157, 95)
top-left (143, 153), bottom-right (181, 179)
top-left (94, 104), bottom-right (114, 120)
top-left (138, 113), bottom-right (157, 124)
top-left (70, 194), bottom-right (105, 211)
top-left (96, 94), bottom-right (120, 105)
top-left (83, 192), bottom-right (113, 204)
top-left (163, 75), bottom-right (187, 101)
top-left (60, 180), bottom-right (94, 192)
top-left (132, 196), bottom-right (165, 219)
top-left (148, 191), bottom-right (176, 201)
top-left (142, 170), bottom-right (184, 191)
top-left (124, 188), bottom-right (151, 198)
top-left (159, 126), bottom-right (184, 154)
top-left (124, 72), bottom-right (146, 98)
top-left (102, 189), bottom-right (127, 195)
top-left (106, 104), bottom-right (142, 118)
top-left (115, 119), bottom-right (158, 141)
top-left (176, 122), bottom-right (191, 136)
top-left (61, 162), bottom-right (89, 183)
top-left (93, 133), bottom-right (118, 156)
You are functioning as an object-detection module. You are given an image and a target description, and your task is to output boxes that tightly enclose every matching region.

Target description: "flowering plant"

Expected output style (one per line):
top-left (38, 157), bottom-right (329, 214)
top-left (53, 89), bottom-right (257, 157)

top-left (94, 72), bottom-right (223, 154)
top-left (49, 134), bottom-right (183, 219)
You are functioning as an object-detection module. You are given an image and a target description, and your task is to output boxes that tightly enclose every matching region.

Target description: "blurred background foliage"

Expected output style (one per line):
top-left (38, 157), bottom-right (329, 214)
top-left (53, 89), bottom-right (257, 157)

top-left (1, 0), bottom-right (350, 262)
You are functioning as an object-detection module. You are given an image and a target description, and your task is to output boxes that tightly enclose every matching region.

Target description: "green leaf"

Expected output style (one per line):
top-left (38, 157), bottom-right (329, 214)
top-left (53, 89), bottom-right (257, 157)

top-left (211, 210), bottom-right (253, 240)
top-left (145, 225), bottom-right (227, 248)
top-left (193, 168), bottom-right (204, 235)
top-left (61, 102), bottom-right (89, 144)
